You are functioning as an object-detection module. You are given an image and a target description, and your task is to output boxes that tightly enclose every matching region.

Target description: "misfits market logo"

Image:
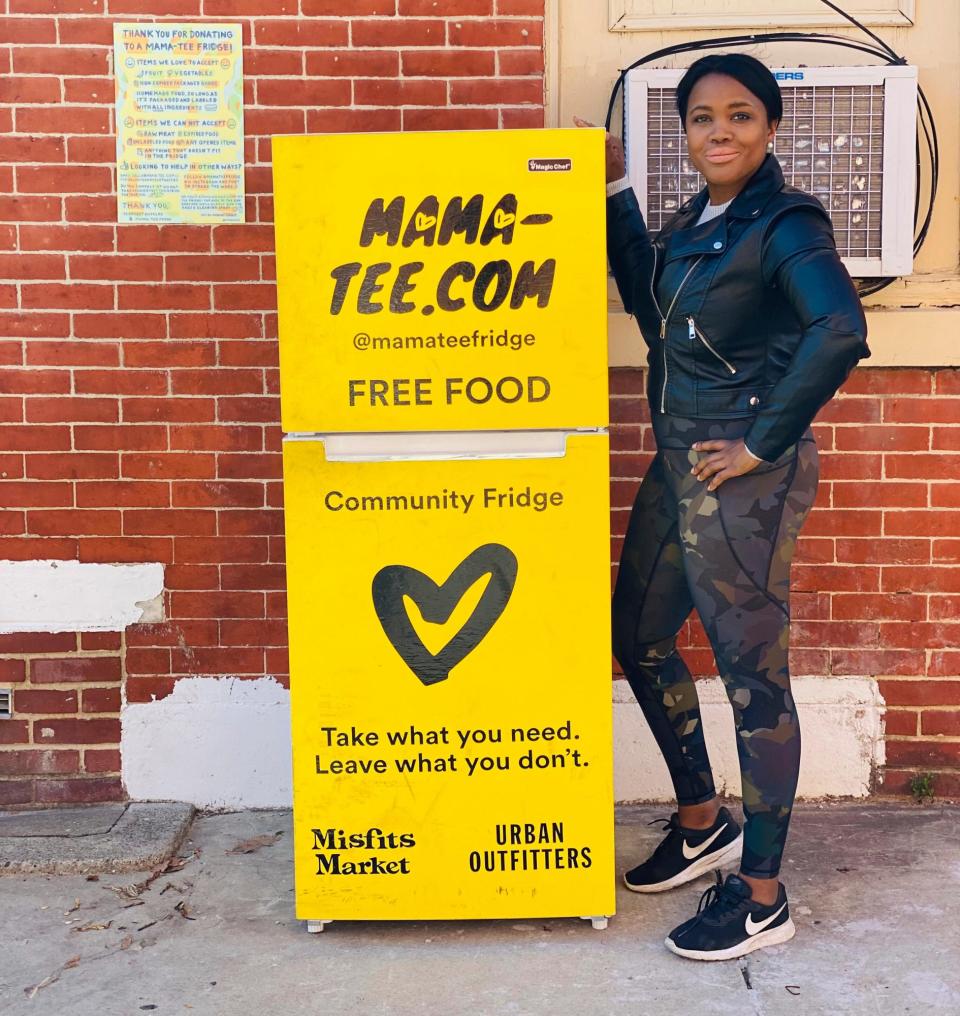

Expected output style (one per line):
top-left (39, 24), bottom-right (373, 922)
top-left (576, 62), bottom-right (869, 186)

top-left (311, 826), bottom-right (415, 877)
top-left (372, 543), bottom-right (518, 687)
top-left (328, 193), bottom-right (557, 317)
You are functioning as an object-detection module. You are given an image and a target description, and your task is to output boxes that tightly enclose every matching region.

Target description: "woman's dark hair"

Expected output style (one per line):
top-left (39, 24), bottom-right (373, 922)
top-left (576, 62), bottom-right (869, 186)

top-left (675, 54), bottom-right (783, 126)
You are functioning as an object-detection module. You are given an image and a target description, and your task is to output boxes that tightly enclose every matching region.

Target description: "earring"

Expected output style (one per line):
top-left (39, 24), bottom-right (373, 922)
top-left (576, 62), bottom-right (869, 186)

top-left (766, 141), bottom-right (775, 152)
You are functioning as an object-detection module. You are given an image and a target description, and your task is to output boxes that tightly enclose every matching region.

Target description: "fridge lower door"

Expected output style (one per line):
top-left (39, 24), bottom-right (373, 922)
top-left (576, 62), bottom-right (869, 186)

top-left (283, 432), bottom-right (615, 922)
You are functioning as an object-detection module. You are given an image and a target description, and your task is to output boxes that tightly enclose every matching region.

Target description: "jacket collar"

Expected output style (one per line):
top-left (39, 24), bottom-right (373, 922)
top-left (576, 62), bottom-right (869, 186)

top-left (664, 155), bottom-right (785, 262)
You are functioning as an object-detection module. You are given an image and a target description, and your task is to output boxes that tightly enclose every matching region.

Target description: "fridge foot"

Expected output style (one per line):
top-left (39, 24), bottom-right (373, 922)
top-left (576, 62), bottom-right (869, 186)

top-left (579, 915), bottom-right (610, 931)
top-left (306, 920), bottom-right (333, 934)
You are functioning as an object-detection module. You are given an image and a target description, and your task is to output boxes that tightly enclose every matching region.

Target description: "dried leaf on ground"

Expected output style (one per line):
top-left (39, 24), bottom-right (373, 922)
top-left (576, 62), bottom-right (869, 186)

top-left (120, 935), bottom-right (134, 950)
top-left (74, 920), bottom-right (112, 933)
top-left (174, 900), bottom-right (196, 920)
top-left (65, 898), bottom-right (81, 914)
top-left (24, 956), bottom-right (81, 999)
top-left (226, 832), bottom-right (282, 855)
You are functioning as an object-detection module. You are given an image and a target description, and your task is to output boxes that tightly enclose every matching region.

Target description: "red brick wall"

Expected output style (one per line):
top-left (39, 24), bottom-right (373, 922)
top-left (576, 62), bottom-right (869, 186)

top-left (1, 4), bottom-right (957, 807)
top-left (611, 367), bottom-right (960, 800)
top-left (0, 2), bottom-right (547, 806)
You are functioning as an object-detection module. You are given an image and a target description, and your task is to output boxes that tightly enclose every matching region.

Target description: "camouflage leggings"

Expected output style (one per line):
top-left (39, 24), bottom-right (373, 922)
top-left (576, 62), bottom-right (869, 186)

top-left (612, 415), bottom-right (819, 879)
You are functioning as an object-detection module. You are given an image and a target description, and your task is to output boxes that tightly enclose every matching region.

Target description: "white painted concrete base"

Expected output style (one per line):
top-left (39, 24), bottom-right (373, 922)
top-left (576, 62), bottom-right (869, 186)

top-left (0, 560), bottom-right (164, 633)
top-left (614, 676), bottom-right (885, 803)
top-left (121, 674), bottom-right (885, 809)
top-left (121, 677), bottom-right (292, 810)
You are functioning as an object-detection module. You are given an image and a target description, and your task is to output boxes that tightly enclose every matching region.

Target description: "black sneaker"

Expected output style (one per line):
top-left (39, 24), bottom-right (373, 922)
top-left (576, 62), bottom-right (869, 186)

top-left (623, 806), bottom-right (743, 893)
top-left (665, 872), bottom-right (796, 961)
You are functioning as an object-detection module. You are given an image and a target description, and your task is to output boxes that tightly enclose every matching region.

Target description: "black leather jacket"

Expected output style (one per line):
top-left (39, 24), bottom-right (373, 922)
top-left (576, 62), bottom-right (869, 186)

top-left (606, 154), bottom-right (870, 462)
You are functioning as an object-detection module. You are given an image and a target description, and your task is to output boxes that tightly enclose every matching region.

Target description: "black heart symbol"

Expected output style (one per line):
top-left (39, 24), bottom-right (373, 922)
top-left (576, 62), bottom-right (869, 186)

top-left (372, 544), bottom-right (518, 686)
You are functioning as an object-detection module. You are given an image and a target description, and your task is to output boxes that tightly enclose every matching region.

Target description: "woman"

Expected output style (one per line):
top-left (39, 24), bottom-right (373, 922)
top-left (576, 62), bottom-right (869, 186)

top-left (579, 53), bottom-right (870, 961)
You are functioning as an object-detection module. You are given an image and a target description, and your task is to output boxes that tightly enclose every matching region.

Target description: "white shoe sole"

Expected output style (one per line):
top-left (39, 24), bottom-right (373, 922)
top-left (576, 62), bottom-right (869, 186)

top-left (664, 917), bottom-right (796, 961)
top-left (623, 832), bottom-right (743, 894)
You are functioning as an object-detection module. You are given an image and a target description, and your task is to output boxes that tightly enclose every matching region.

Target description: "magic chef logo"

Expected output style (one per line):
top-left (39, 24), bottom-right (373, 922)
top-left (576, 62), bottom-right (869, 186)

top-left (528, 157), bottom-right (572, 172)
top-left (372, 543), bottom-right (518, 686)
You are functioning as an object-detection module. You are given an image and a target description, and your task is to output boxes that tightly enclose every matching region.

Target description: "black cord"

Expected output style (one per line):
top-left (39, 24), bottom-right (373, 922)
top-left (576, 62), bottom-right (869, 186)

top-left (603, 1), bottom-right (940, 298)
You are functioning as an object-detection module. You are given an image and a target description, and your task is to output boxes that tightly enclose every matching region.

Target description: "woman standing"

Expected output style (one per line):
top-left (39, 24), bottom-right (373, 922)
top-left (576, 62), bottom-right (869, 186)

top-left (579, 53), bottom-right (870, 961)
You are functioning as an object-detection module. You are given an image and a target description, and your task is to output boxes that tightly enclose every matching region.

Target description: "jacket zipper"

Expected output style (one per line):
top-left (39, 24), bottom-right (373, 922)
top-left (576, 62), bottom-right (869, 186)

top-left (688, 316), bottom-right (737, 375)
top-left (659, 255), bottom-right (704, 413)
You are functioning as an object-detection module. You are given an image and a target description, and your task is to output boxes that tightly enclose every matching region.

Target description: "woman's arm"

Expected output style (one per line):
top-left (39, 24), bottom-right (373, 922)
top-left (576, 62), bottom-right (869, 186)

top-left (742, 205), bottom-right (871, 463)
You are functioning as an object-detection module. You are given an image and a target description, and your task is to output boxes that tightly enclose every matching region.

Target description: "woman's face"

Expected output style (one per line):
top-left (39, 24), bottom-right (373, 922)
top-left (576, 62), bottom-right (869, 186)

top-left (684, 73), bottom-right (777, 201)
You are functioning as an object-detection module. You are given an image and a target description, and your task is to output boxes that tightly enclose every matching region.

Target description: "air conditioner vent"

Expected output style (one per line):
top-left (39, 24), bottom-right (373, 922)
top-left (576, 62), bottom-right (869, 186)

top-left (0, 688), bottom-right (11, 719)
top-left (624, 65), bottom-right (918, 277)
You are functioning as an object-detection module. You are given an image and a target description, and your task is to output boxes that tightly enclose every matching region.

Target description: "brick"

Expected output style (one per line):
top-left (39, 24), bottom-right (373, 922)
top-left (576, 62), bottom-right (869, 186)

top-left (934, 482), bottom-right (960, 507)
top-left (76, 481), bottom-right (170, 508)
top-left (33, 717), bottom-right (119, 744)
top-left (56, 17), bottom-right (115, 45)
top-left (218, 452), bottom-right (282, 480)
top-left (817, 452), bottom-right (882, 481)
top-left (72, 255), bottom-right (162, 282)
top-left (216, 396), bottom-right (279, 423)
top-left (26, 453), bottom-right (119, 481)
top-left (497, 49), bottom-right (544, 75)
top-left (831, 649), bottom-right (924, 676)
top-left (175, 536), bottom-right (268, 564)
top-left (842, 368), bottom-right (932, 396)
top-left (880, 679), bottom-right (960, 705)
top-left (0, 368), bottom-right (70, 394)
top-left (0, 312), bottom-right (71, 338)
top-left (245, 49), bottom-right (303, 76)
top-left (354, 78), bottom-right (447, 106)
top-left (125, 676), bottom-right (177, 703)
top-left (933, 427), bottom-right (960, 452)
top-left (124, 340), bottom-right (216, 368)
top-left (886, 454), bottom-right (960, 480)
top-left (254, 18), bottom-right (348, 45)
top-left (0, 253), bottom-right (65, 280)
top-left (0, 136), bottom-right (65, 162)
top-left (305, 107), bottom-right (402, 133)
top-left (221, 564), bottom-right (287, 591)
top-left (0, 780), bottom-right (34, 805)
top-left (0, 659), bottom-right (27, 683)
top-left (885, 741), bottom-right (960, 766)
top-left (451, 78), bottom-right (542, 105)
top-left (122, 397), bottom-right (215, 424)
top-left (921, 710), bottom-right (960, 736)
top-left (400, 0), bottom-right (491, 11)
top-left (832, 593), bottom-right (926, 622)
top-left (834, 426), bottom-right (929, 452)
top-left (0, 632), bottom-right (76, 654)
top-left (169, 425), bottom-right (262, 452)
top-left (74, 313), bottom-right (168, 339)
top-left (935, 370), bottom-right (960, 395)
top-left (882, 621), bottom-right (960, 650)
top-left (832, 481), bottom-right (927, 509)
top-left (351, 18), bottom-right (445, 47)
top-left (0, 537), bottom-right (78, 560)
top-left (219, 509), bottom-right (285, 536)
top-left (125, 647), bottom-right (172, 675)
top-left (172, 369), bottom-right (263, 397)
top-left (496, 0), bottom-right (543, 11)
top-left (65, 196), bottom-right (118, 222)
top-left (13, 690), bottom-right (78, 714)
top-left (403, 107), bottom-right (500, 131)
top-left (447, 18), bottom-right (542, 46)
top-left (883, 709), bottom-right (918, 736)
top-left (928, 653), bottom-right (960, 677)
top-left (804, 510), bottom-right (882, 538)
top-left (214, 284), bottom-right (277, 311)
top-left (82, 687), bottom-right (121, 713)
top-left (118, 224), bottom-right (211, 253)
top-left (0, 481), bottom-right (73, 508)
top-left (882, 566), bottom-right (960, 594)
top-left (122, 453), bottom-right (216, 480)
top-left (16, 107), bottom-right (110, 137)
top-left (836, 539), bottom-right (930, 565)
top-left (173, 480), bottom-right (265, 509)
top-left (401, 48), bottom-right (493, 77)
top-left (794, 564), bottom-right (879, 592)
top-left (306, 49), bottom-right (400, 77)
top-left (118, 284), bottom-right (210, 311)
top-left (0, 749), bottom-right (80, 776)
top-left (172, 590), bottom-right (265, 618)
top-left (257, 77), bottom-right (352, 107)
top-left (124, 508), bottom-right (216, 536)
top-left (0, 17), bottom-right (57, 42)
top-left (0, 195), bottom-right (61, 222)
top-left (220, 341), bottom-right (278, 368)
top-left (84, 748), bottom-right (121, 773)
top-left (886, 510), bottom-right (960, 537)
top-left (35, 777), bottom-right (123, 804)
top-left (26, 396), bottom-right (118, 423)
top-left (21, 284), bottom-right (114, 313)
top-left (0, 77), bottom-right (62, 103)
top-left (31, 657), bottom-right (121, 684)
top-left (171, 257), bottom-right (261, 285)
top-left (164, 564), bottom-right (219, 589)
top-left (74, 424), bottom-right (167, 452)
top-left (884, 397), bottom-right (960, 425)
top-left (171, 647), bottom-right (265, 674)
top-left (74, 370), bottom-right (167, 397)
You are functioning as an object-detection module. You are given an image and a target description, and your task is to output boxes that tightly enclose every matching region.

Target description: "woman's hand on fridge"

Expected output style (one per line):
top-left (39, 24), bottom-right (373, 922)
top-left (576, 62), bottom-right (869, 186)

top-left (573, 116), bottom-right (626, 183)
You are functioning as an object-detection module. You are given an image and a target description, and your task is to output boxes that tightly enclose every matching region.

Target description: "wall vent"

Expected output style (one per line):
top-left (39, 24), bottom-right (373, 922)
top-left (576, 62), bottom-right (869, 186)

top-left (0, 688), bottom-right (11, 719)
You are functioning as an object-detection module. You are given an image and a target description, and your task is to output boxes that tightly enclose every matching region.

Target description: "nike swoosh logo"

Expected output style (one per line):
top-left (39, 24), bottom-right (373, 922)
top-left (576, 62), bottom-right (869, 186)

top-left (745, 901), bottom-right (788, 936)
top-left (681, 823), bottom-right (728, 860)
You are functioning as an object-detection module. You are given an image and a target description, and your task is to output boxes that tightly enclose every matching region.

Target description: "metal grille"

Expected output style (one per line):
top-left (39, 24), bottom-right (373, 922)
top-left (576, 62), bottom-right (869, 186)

top-left (644, 84), bottom-right (885, 259)
top-left (0, 688), bottom-right (10, 719)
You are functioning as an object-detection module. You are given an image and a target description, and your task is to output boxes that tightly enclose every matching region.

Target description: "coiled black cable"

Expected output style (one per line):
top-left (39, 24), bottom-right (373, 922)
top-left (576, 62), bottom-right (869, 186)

top-left (603, 0), bottom-right (939, 298)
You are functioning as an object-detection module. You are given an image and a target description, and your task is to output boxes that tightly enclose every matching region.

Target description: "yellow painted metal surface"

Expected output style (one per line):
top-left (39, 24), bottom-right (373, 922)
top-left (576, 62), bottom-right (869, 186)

top-left (273, 129), bottom-right (609, 432)
top-left (284, 434), bottom-right (615, 920)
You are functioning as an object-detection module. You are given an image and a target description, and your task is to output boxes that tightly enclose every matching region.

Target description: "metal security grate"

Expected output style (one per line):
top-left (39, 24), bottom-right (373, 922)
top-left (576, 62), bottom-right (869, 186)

top-left (644, 84), bottom-right (884, 260)
top-left (625, 66), bottom-right (917, 277)
top-left (0, 688), bottom-right (11, 719)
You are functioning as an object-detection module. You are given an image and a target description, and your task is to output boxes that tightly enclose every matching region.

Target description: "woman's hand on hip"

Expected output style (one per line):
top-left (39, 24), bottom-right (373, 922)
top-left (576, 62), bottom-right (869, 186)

top-left (572, 116), bottom-right (626, 183)
top-left (691, 439), bottom-right (761, 491)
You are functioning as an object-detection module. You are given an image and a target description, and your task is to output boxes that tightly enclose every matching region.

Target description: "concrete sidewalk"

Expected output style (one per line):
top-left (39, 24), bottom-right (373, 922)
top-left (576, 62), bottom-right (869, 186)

top-left (2, 802), bottom-right (957, 1016)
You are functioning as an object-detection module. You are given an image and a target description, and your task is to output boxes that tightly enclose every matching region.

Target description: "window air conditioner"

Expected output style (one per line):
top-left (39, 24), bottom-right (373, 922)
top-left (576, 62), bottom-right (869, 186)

top-left (624, 65), bottom-right (918, 277)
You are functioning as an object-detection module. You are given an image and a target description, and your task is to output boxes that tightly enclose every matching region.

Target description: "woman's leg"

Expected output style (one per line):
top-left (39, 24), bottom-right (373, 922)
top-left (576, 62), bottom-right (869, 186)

top-left (612, 451), bottom-right (717, 811)
top-left (670, 433), bottom-right (820, 892)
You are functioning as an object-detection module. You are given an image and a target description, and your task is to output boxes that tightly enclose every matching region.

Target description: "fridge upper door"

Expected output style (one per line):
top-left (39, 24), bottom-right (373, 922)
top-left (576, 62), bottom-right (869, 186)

top-left (273, 128), bottom-right (609, 434)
